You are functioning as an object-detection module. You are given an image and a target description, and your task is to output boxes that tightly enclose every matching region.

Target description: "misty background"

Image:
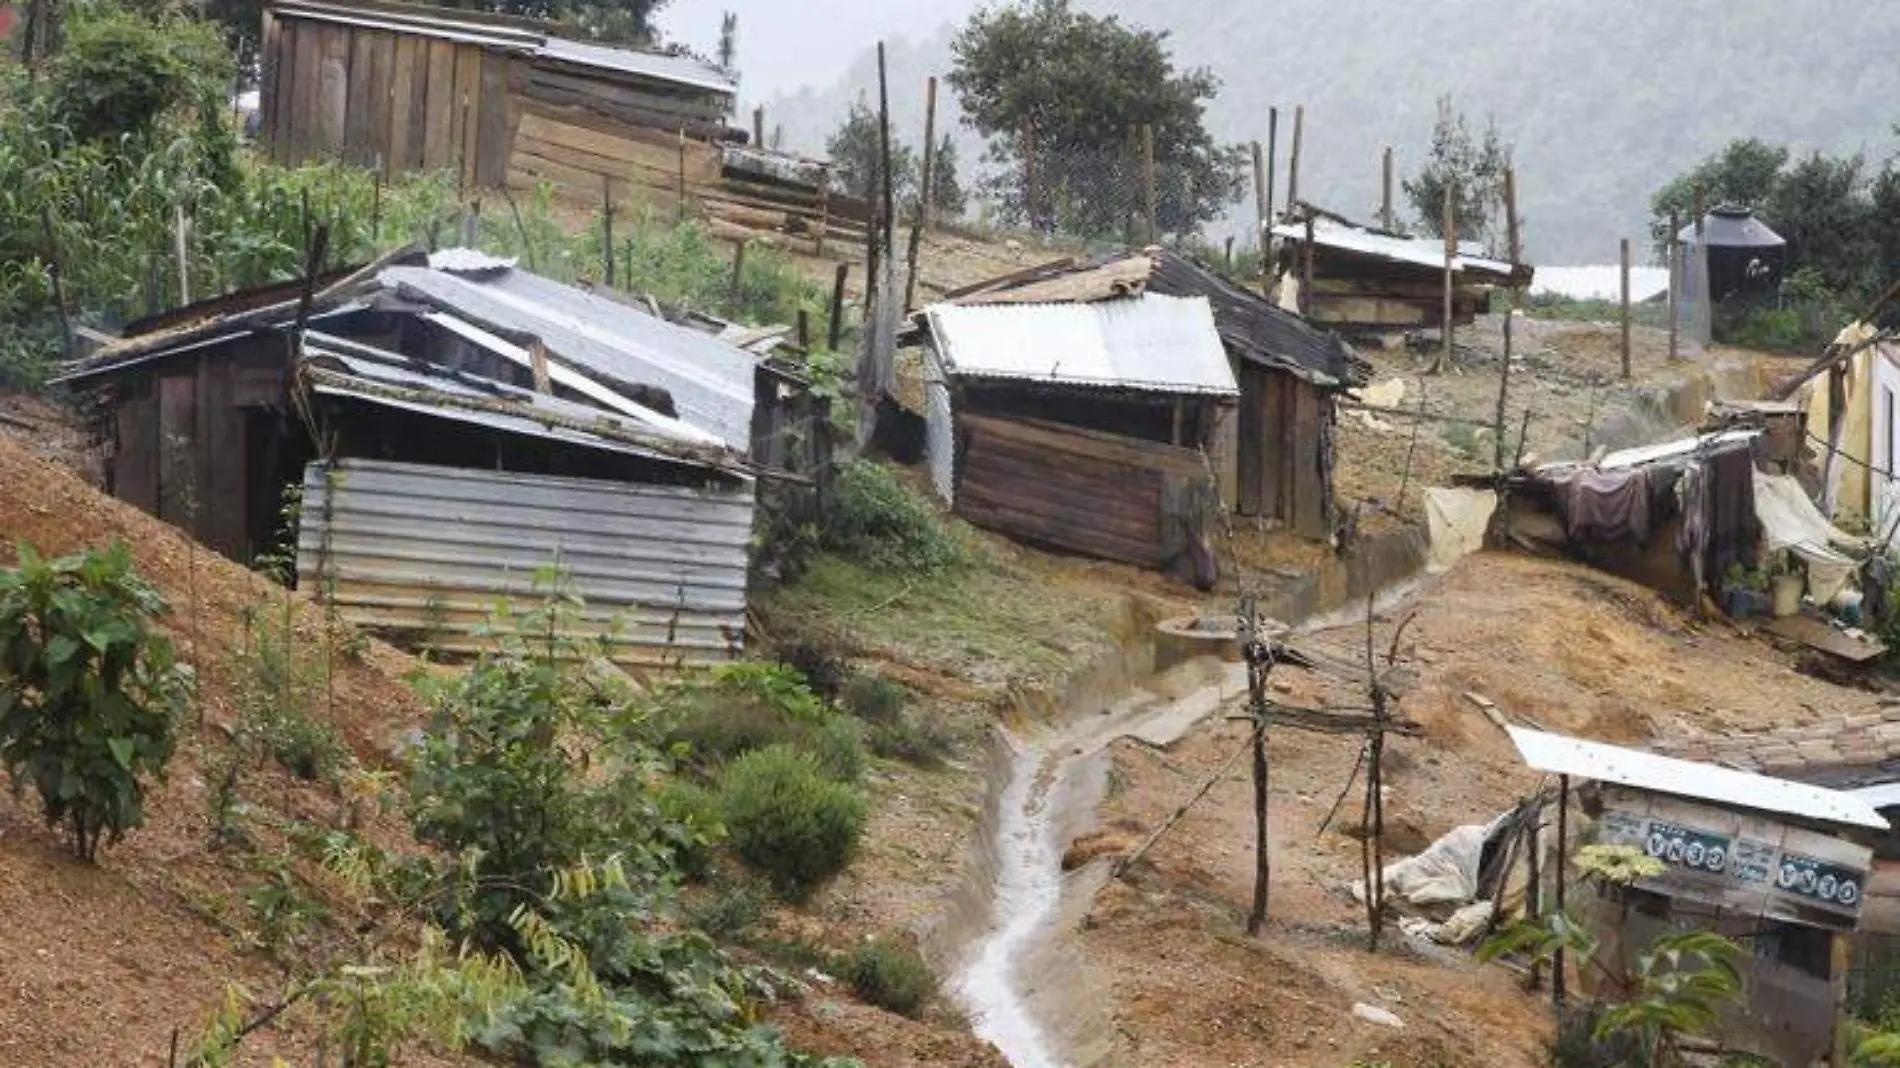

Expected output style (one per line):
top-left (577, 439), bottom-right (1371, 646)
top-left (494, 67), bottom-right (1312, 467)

top-left (657, 0), bottom-right (1900, 263)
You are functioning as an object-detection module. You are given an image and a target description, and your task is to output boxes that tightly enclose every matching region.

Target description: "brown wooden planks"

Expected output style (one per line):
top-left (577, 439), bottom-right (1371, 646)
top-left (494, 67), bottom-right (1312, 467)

top-left (363, 30), bottom-right (396, 170)
top-left (453, 43), bottom-right (483, 187)
top-left (314, 24), bottom-right (351, 157)
top-left (1236, 364), bottom-right (1266, 516)
top-left (1289, 379), bottom-right (1326, 538)
top-left (386, 35), bottom-right (420, 173)
top-left (475, 52), bottom-right (513, 187)
top-left (343, 28), bottom-right (374, 164)
top-left (290, 20), bottom-right (322, 163)
top-left (421, 38), bottom-right (456, 171)
top-left (157, 374), bottom-right (197, 527)
top-left (199, 363), bottom-right (248, 559)
top-left (259, 10), bottom-right (281, 158)
top-left (113, 386), bottom-right (159, 515)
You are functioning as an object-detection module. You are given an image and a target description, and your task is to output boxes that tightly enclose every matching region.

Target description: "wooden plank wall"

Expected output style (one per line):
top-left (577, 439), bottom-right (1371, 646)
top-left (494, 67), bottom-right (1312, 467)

top-left (263, 16), bottom-right (517, 184)
top-left (1235, 367), bottom-right (1330, 540)
top-left (956, 413), bottom-right (1210, 575)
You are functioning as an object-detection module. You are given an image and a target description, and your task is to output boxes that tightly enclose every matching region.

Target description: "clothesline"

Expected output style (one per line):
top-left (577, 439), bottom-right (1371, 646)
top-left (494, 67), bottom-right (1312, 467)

top-left (1809, 430), bottom-right (1900, 482)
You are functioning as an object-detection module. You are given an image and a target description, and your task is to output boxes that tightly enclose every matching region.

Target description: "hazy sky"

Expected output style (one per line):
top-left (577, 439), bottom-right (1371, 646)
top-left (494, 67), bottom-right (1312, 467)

top-left (655, 0), bottom-right (980, 107)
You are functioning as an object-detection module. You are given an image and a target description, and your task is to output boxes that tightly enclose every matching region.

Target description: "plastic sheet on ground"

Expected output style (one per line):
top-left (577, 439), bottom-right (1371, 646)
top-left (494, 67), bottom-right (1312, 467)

top-left (1754, 471), bottom-right (1867, 604)
top-left (1352, 820), bottom-right (1494, 908)
top-left (1426, 488), bottom-right (1497, 572)
top-left (1398, 900), bottom-right (1496, 946)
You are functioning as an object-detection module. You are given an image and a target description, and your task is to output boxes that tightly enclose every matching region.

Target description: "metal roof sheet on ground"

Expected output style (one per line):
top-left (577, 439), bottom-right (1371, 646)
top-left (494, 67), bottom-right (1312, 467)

top-left (1507, 725), bottom-right (1890, 830)
top-left (378, 265), bottom-right (758, 450)
top-left (1271, 219), bottom-right (1518, 280)
top-left (924, 294), bottom-right (1239, 397)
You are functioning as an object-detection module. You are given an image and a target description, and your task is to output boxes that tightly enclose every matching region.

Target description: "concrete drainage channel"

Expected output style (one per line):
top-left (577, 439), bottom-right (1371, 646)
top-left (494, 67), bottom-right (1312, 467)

top-left (941, 532), bottom-right (1434, 1068)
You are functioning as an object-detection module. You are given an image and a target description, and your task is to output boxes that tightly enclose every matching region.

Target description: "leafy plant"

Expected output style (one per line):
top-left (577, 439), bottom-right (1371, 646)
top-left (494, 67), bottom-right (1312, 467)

top-left (822, 460), bottom-right (964, 573)
top-left (1597, 930), bottom-right (1744, 1066)
top-left (231, 605), bottom-right (347, 782)
top-left (840, 938), bottom-right (939, 1018)
top-left (718, 744), bottom-right (868, 900)
top-left (0, 541), bottom-right (193, 860)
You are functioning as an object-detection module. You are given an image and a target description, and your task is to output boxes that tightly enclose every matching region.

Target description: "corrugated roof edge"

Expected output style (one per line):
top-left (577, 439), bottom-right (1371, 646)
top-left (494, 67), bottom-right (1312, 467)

top-left (1508, 725), bottom-right (1889, 830)
top-left (925, 295), bottom-right (1241, 398)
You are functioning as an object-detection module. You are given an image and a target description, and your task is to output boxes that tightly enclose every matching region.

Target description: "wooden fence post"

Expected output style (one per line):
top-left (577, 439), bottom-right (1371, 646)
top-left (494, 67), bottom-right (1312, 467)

top-left (752, 105), bottom-right (763, 148)
top-left (1620, 237), bottom-right (1633, 379)
top-left (1266, 106), bottom-right (1279, 227)
top-left (829, 262), bottom-right (850, 351)
top-left (601, 177), bottom-right (616, 287)
top-left (1440, 182), bottom-right (1456, 371)
top-left (904, 75), bottom-right (939, 311)
top-left (1382, 147), bottom-right (1395, 231)
top-left (677, 127), bottom-right (688, 224)
top-left (1251, 140), bottom-right (1268, 267)
top-left (173, 204), bottom-right (192, 306)
top-left (1286, 104), bottom-right (1305, 214)
top-left (729, 239), bottom-right (747, 314)
top-left (1668, 209), bottom-right (1681, 361)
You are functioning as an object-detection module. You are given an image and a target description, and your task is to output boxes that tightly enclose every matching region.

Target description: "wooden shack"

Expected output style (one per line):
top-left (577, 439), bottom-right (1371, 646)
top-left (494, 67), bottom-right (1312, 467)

top-left (931, 251), bottom-right (1364, 541)
top-left (257, 0), bottom-right (865, 249)
top-left (919, 293), bottom-right (1238, 588)
top-left (1271, 206), bottom-right (1532, 334)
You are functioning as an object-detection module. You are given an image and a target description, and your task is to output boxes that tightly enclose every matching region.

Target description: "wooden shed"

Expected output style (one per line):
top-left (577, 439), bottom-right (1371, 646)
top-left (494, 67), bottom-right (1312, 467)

top-left (1271, 206), bottom-right (1533, 334)
top-left (919, 293), bottom-right (1238, 588)
top-left (929, 251), bottom-right (1365, 541)
top-left (256, 0), bottom-right (867, 250)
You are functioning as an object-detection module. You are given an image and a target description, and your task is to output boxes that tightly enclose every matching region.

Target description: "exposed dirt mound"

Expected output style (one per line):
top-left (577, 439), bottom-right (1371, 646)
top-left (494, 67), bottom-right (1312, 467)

top-left (0, 433), bottom-right (450, 1066)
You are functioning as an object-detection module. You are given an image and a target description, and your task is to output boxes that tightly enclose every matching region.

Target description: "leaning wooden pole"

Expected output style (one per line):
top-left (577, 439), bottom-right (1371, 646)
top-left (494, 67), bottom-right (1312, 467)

top-left (1668, 209), bottom-right (1682, 361)
top-left (1286, 105), bottom-right (1305, 213)
top-left (875, 41), bottom-right (895, 256)
top-left (1494, 166), bottom-right (1520, 472)
top-left (1251, 140), bottom-right (1269, 269)
top-left (903, 75), bottom-right (939, 312)
top-left (1244, 599), bottom-right (1274, 935)
top-left (1620, 236), bottom-right (1633, 379)
top-left (1381, 146), bottom-right (1395, 231)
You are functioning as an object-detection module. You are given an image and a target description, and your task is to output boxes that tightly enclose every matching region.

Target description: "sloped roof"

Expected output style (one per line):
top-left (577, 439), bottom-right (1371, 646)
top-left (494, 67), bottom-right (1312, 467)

top-left (1678, 206), bottom-right (1786, 249)
top-left (1511, 726), bottom-right (1889, 830)
top-left (1271, 214), bottom-right (1525, 285)
top-left (924, 293), bottom-right (1239, 398)
top-left (937, 251), bottom-right (1363, 387)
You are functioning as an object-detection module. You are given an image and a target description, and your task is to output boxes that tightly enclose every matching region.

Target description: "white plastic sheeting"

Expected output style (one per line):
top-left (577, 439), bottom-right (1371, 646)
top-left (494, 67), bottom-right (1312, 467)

top-left (1754, 471), bottom-right (1868, 604)
top-left (1425, 488), bottom-right (1496, 572)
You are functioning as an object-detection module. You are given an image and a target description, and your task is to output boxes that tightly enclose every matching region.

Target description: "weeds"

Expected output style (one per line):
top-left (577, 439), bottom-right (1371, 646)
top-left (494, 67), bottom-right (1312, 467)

top-left (840, 938), bottom-right (939, 1018)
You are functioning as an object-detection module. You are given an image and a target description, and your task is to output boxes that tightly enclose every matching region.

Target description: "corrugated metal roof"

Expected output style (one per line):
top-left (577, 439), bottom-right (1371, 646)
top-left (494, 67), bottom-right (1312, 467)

top-left (924, 294), bottom-right (1239, 397)
top-left (298, 459), bottom-right (752, 668)
top-left (1508, 726), bottom-right (1890, 830)
top-left (540, 36), bottom-right (735, 94)
top-left (379, 266), bottom-right (758, 450)
top-left (428, 247), bottom-right (517, 275)
top-left (1271, 218), bottom-right (1518, 280)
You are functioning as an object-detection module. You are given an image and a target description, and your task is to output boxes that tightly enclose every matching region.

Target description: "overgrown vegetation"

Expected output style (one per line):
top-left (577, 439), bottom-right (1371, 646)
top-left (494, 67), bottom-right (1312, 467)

top-left (0, 541), bottom-right (193, 861)
top-left (840, 937), bottom-right (939, 1018)
top-left (948, 0), bottom-right (1246, 237)
top-left (718, 744), bottom-right (868, 900)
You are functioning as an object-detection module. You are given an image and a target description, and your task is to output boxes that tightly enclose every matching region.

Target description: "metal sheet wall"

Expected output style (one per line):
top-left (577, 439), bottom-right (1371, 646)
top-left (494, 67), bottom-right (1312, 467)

top-left (296, 458), bottom-right (752, 668)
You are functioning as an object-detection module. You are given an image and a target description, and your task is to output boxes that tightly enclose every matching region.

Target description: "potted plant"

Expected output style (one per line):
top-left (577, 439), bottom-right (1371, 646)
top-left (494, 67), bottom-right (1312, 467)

top-left (1721, 563), bottom-right (1770, 618)
top-left (1767, 551), bottom-right (1805, 618)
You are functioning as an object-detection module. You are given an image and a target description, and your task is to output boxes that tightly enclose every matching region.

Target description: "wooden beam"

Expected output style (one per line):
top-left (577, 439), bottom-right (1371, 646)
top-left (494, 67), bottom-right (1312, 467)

top-left (828, 261), bottom-right (850, 351)
top-left (1252, 140), bottom-right (1268, 268)
top-left (1381, 146), bottom-right (1394, 231)
top-left (904, 75), bottom-right (938, 312)
top-left (1286, 105), bottom-right (1305, 213)
top-left (1621, 237), bottom-right (1633, 379)
top-left (1266, 107), bottom-right (1279, 227)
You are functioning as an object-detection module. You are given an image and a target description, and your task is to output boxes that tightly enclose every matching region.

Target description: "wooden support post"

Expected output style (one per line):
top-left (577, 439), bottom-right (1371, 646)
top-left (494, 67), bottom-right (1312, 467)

top-left (462, 197), bottom-right (479, 247)
top-left (1381, 146), bottom-right (1395, 231)
top-left (829, 262), bottom-right (850, 351)
top-left (752, 105), bottom-right (763, 148)
top-left (1439, 182), bottom-right (1456, 372)
top-left (1141, 123), bottom-right (1158, 246)
top-left (1495, 166), bottom-right (1520, 472)
top-left (372, 161), bottom-right (383, 243)
top-left (796, 308), bottom-right (811, 351)
top-left (39, 208), bottom-right (73, 360)
top-left (876, 41), bottom-right (895, 255)
top-left (1286, 105), bottom-right (1305, 214)
top-left (1301, 215), bottom-right (1315, 316)
top-left (1833, 932), bottom-right (1853, 1068)
top-left (1223, 235), bottom-right (1235, 273)
top-left (1525, 816), bottom-right (1543, 991)
top-left (601, 176), bottom-right (616, 287)
top-left (904, 75), bottom-right (939, 312)
top-left (1266, 107), bottom-right (1279, 226)
top-left (1692, 185), bottom-right (1708, 344)
top-left (1668, 209), bottom-right (1682, 361)
top-left (677, 127), bottom-right (688, 224)
top-left (729, 240), bottom-right (747, 314)
top-left (528, 340), bottom-right (550, 394)
top-left (816, 163), bottom-right (833, 258)
top-left (1251, 140), bottom-right (1269, 266)
top-left (1620, 237), bottom-right (1633, 379)
top-left (1244, 600), bottom-right (1273, 936)
top-left (1553, 774), bottom-right (1569, 1007)
top-left (174, 203), bottom-right (192, 306)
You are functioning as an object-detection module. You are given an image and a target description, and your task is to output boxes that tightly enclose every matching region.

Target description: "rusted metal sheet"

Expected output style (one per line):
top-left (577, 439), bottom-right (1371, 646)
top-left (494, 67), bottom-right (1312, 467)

top-left (297, 458), bottom-right (752, 668)
top-left (955, 414), bottom-right (1212, 583)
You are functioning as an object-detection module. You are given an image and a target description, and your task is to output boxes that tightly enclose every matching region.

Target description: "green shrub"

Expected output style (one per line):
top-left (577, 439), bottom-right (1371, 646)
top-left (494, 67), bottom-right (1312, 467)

top-left (806, 716), bottom-right (867, 783)
top-left (0, 541), bottom-right (194, 860)
top-left (867, 711), bottom-right (958, 768)
top-left (653, 778), bottom-right (724, 877)
top-left (688, 877), bottom-right (772, 941)
top-left (843, 673), bottom-right (910, 725)
top-left (841, 938), bottom-right (939, 1018)
top-left (718, 745), bottom-right (867, 899)
top-left (822, 460), bottom-right (963, 573)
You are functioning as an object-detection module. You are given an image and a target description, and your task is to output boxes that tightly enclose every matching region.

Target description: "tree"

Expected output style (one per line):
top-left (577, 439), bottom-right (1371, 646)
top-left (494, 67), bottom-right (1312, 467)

top-left (947, 0), bottom-right (1245, 238)
top-left (0, 541), bottom-right (193, 861)
top-left (1402, 96), bottom-right (1511, 249)
top-left (826, 97), bottom-right (918, 207)
top-left (929, 135), bottom-right (968, 219)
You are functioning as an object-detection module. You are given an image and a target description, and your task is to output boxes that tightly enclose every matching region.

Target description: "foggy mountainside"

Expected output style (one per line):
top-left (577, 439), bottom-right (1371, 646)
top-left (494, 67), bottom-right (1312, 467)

top-left (764, 0), bottom-right (1900, 262)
